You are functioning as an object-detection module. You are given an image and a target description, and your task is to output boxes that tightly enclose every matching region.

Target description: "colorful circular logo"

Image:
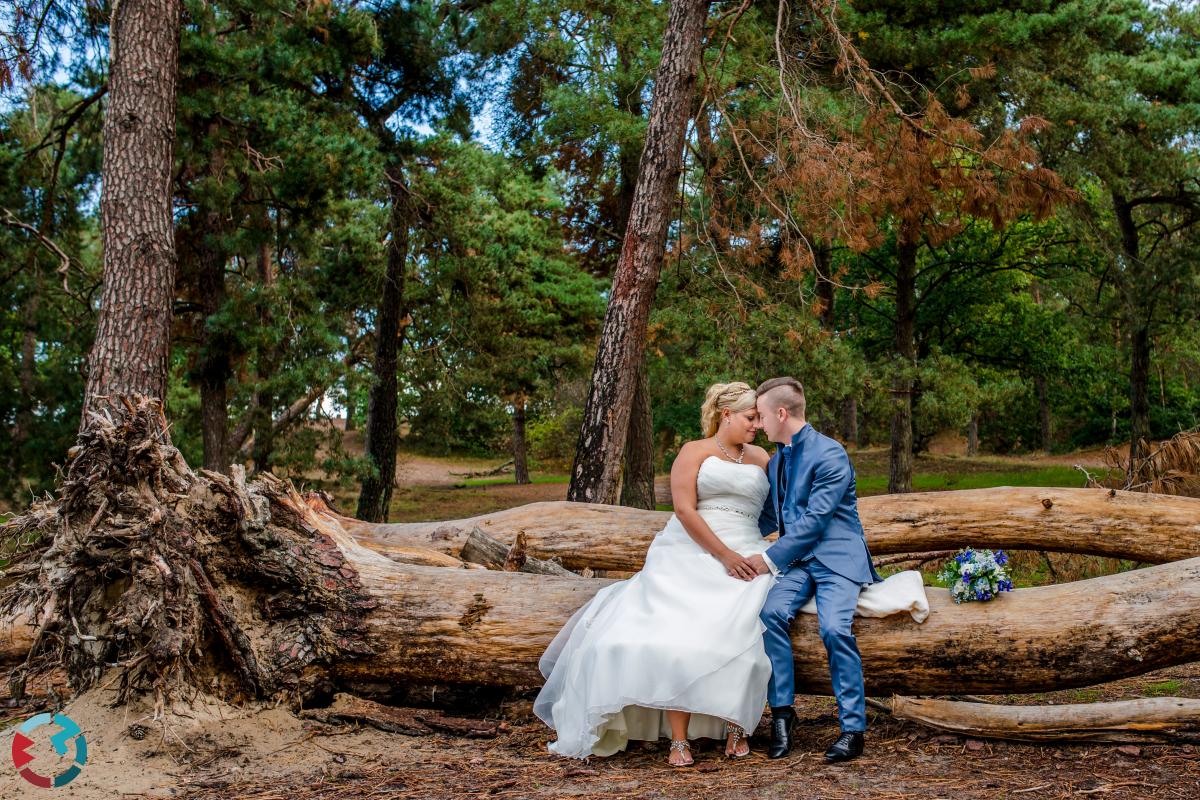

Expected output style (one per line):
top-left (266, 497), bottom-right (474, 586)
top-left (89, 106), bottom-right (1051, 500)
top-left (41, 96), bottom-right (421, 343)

top-left (11, 712), bottom-right (88, 788)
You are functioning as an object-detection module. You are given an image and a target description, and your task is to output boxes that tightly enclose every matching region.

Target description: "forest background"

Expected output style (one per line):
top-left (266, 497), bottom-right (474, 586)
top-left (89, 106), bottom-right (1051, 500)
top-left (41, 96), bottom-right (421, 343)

top-left (2, 0), bottom-right (1198, 522)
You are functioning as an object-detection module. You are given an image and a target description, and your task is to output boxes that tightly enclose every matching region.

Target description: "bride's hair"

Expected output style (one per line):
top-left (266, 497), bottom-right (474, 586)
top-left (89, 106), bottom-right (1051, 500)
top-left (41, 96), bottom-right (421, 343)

top-left (700, 382), bottom-right (756, 437)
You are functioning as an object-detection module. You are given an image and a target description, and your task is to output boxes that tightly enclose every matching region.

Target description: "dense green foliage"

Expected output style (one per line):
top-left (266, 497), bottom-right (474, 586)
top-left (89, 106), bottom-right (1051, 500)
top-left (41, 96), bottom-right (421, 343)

top-left (1, 0), bottom-right (1197, 501)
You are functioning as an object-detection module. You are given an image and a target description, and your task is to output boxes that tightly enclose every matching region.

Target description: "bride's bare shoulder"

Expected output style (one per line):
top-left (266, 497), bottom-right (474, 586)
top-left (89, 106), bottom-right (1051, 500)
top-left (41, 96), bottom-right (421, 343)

top-left (675, 439), bottom-right (711, 461)
top-left (670, 439), bottom-right (712, 479)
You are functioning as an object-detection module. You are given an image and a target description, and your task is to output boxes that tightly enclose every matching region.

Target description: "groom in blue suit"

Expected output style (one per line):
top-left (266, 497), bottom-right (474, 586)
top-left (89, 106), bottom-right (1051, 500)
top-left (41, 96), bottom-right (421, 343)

top-left (746, 377), bottom-right (882, 763)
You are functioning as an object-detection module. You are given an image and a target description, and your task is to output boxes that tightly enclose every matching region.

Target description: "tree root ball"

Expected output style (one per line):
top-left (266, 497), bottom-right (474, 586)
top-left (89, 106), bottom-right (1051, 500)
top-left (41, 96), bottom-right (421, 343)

top-left (0, 396), bottom-right (376, 706)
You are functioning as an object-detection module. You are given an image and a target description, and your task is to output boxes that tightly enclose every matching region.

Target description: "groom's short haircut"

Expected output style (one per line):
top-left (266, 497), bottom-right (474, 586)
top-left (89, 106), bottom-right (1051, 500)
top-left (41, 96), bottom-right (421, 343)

top-left (756, 377), bottom-right (806, 419)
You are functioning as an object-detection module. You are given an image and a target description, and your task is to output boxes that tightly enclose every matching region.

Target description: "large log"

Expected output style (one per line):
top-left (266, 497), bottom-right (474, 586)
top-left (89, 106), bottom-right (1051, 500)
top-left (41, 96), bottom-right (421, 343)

top-left (6, 490), bottom-right (1200, 693)
top-left (339, 488), bottom-right (1200, 571)
top-left (321, 514), bottom-right (1200, 695)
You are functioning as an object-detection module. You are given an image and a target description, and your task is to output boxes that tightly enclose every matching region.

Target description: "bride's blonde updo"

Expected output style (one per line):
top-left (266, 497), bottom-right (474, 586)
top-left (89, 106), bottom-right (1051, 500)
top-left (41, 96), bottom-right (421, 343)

top-left (700, 382), bottom-right (756, 437)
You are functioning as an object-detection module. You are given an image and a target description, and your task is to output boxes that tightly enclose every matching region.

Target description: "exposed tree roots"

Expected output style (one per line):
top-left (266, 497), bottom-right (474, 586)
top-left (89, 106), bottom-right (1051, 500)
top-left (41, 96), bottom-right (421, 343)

top-left (0, 397), bottom-right (376, 708)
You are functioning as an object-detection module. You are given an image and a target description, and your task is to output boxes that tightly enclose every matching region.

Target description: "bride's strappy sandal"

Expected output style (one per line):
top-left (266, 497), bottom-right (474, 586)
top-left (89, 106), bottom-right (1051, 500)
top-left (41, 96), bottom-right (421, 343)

top-left (724, 723), bottom-right (751, 758)
top-left (668, 739), bottom-right (694, 767)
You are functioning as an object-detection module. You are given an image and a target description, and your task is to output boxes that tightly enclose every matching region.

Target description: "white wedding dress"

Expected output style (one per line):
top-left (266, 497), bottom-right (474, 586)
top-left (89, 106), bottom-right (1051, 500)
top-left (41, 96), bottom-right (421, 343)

top-left (534, 455), bottom-right (929, 758)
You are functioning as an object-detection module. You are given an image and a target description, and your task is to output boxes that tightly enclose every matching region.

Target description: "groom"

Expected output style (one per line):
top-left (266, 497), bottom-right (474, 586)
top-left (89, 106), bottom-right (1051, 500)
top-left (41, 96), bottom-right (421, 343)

top-left (746, 377), bottom-right (882, 763)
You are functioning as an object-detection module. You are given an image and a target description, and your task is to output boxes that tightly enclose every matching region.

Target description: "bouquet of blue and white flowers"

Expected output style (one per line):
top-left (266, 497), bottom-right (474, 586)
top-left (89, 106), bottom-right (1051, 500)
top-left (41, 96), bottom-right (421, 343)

top-left (937, 548), bottom-right (1014, 604)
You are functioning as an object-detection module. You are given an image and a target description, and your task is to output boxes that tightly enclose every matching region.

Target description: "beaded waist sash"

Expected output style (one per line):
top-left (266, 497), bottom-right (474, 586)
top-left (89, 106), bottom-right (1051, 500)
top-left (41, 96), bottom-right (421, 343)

top-left (695, 503), bottom-right (758, 520)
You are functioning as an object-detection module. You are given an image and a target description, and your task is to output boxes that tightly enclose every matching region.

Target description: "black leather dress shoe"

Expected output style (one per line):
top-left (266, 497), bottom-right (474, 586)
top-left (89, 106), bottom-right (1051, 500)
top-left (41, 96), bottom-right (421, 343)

top-left (824, 731), bottom-right (864, 762)
top-left (767, 708), bottom-right (796, 759)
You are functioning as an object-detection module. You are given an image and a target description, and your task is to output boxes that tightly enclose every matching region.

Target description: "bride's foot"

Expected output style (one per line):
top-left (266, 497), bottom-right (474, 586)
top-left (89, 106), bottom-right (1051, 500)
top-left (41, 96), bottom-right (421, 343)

top-left (668, 739), bottom-right (694, 767)
top-left (724, 724), bottom-right (750, 758)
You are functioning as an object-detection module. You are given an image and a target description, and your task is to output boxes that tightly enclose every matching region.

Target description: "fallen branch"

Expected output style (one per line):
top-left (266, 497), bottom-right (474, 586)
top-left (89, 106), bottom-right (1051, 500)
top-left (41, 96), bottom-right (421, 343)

top-left (873, 550), bottom-right (957, 569)
top-left (886, 695), bottom-right (1200, 744)
top-left (460, 528), bottom-right (576, 577)
top-left (300, 693), bottom-right (499, 738)
top-left (450, 460), bottom-right (514, 479)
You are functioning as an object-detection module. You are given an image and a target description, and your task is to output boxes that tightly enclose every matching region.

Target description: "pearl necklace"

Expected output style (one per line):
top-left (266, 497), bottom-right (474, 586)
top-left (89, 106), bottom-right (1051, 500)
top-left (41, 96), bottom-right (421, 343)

top-left (715, 437), bottom-right (745, 464)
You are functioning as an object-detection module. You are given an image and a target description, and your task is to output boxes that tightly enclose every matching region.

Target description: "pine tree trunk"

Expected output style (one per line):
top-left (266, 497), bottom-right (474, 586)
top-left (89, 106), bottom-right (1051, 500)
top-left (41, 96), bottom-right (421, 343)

top-left (619, 364), bottom-right (656, 509)
top-left (512, 394), bottom-right (531, 486)
top-left (83, 0), bottom-right (182, 426)
top-left (1128, 325), bottom-right (1152, 471)
top-left (1111, 191), bottom-right (1153, 470)
top-left (612, 62), bottom-right (655, 509)
top-left (357, 166), bottom-right (411, 522)
top-left (888, 239), bottom-right (917, 493)
top-left (967, 414), bottom-right (979, 456)
top-left (567, 0), bottom-right (707, 504)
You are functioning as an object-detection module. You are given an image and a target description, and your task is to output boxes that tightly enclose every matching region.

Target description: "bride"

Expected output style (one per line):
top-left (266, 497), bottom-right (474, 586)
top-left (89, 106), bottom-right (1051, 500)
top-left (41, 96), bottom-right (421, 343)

top-left (534, 382), bottom-right (775, 766)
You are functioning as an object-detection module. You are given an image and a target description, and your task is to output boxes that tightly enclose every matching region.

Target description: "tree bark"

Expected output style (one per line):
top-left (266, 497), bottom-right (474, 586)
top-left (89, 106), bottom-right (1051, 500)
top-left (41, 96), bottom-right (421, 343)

top-left (567, 0), bottom-right (707, 505)
top-left (511, 394), bottom-right (530, 485)
top-left (82, 0), bottom-right (182, 426)
top-left (619, 363), bottom-right (656, 508)
top-left (967, 414), bottom-right (979, 456)
top-left (888, 238), bottom-right (918, 493)
top-left (340, 488), bottom-right (1200, 572)
top-left (357, 165), bottom-right (411, 522)
top-left (612, 64), bottom-right (654, 510)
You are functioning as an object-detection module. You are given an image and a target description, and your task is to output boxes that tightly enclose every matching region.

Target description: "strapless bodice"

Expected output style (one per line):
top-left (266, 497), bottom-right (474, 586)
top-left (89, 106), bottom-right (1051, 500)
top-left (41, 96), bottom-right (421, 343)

top-left (694, 456), bottom-right (770, 520)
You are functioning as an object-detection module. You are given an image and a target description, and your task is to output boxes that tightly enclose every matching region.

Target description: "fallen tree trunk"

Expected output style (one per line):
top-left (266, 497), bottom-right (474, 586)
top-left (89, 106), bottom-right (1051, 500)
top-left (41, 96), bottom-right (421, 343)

top-left (888, 696), bottom-right (1200, 744)
top-left (321, 511), bottom-right (1200, 694)
top-left (7, 479), bottom-right (1200, 694)
top-left (4, 402), bottom-right (1199, 703)
top-left (339, 489), bottom-right (1200, 571)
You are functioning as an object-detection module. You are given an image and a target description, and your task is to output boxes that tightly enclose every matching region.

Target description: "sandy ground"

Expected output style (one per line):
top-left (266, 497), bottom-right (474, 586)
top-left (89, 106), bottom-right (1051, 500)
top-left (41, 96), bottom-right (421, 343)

top-left (3, 665), bottom-right (1197, 800)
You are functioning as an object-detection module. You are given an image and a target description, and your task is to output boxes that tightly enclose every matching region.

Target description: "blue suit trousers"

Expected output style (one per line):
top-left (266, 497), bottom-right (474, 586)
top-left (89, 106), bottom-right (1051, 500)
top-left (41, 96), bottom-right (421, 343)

top-left (759, 558), bottom-right (867, 732)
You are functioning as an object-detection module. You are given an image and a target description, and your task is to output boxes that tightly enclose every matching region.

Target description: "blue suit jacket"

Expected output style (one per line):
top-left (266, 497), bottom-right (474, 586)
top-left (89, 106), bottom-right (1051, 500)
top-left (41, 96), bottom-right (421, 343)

top-left (758, 424), bottom-right (882, 586)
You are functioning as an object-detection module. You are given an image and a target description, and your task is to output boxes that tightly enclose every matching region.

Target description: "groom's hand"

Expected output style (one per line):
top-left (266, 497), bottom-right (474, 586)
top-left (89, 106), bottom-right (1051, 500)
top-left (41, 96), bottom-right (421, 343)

top-left (747, 554), bottom-right (771, 576)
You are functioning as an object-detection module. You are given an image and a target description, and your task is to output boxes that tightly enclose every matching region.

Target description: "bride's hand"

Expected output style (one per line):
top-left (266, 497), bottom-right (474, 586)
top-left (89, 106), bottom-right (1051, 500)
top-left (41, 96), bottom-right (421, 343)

top-left (718, 549), bottom-right (757, 581)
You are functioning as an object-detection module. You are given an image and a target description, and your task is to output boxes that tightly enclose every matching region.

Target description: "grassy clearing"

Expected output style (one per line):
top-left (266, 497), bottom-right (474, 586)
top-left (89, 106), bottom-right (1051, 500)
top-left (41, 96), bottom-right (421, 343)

top-left (454, 474), bottom-right (570, 488)
top-left (359, 450), bottom-right (1098, 524)
top-left (854, 465), bottom-right (1084, 495)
